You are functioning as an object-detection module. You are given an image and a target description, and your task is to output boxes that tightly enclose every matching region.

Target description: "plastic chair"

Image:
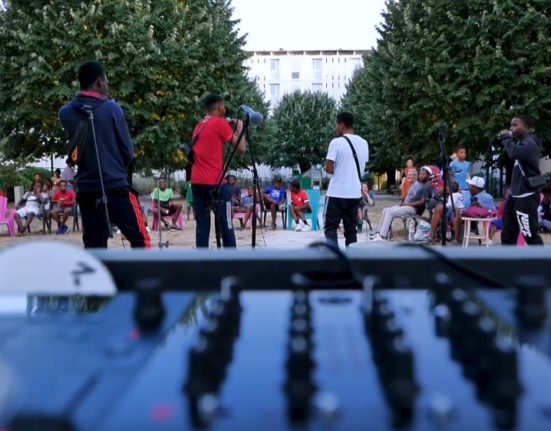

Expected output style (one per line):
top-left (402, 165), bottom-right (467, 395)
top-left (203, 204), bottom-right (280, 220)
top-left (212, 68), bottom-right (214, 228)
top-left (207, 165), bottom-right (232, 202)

top-left (262, 201), bottom-right (287, 229)
top-left (462, 217), bottom-right (495, 247)
top-left (0, 196), bottom-right (16, 236)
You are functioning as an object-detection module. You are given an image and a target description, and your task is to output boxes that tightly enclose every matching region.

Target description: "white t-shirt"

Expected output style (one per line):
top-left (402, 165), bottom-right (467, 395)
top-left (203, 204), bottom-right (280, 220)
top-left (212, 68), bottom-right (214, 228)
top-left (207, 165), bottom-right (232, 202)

top-left (326, 134), bottom-right (369, 198)
top-left (22, 192), bottom-right (40, 210)
top-left (446, 192), bottom-right (465, 209)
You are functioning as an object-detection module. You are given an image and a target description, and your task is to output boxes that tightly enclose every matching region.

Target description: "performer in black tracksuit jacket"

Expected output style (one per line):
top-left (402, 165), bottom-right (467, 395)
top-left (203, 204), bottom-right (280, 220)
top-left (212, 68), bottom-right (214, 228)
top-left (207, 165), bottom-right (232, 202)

top-left (499, 115), bottom-right (544, 245)
top-left (59, 61), bottom-right (150, 248)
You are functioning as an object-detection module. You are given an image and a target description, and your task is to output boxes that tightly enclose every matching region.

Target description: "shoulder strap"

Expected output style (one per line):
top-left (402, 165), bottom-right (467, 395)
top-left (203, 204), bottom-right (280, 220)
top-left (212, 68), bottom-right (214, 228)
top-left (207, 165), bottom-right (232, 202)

top-left (342, 135), bottom-right (362, 182)
top-left (191, 118), bottom-right (210, 148)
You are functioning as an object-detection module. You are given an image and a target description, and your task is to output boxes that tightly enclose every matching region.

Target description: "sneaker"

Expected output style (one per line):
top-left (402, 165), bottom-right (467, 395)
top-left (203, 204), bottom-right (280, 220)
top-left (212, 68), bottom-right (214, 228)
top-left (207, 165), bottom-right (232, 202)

top-left (369, 233), bottom-right (387, 242)
top-left (271, 223), bottom-right (276, 230)
top-left (61, 225), bottom-right (69, 234)
top-left (170, 224), bottom-right (182, 231)
top-left (301, 224), bottom-right (312, 232)
top-left (294, 220), bottom-right (302, 232)
top-left (368, 231), bottom-right (379, 239)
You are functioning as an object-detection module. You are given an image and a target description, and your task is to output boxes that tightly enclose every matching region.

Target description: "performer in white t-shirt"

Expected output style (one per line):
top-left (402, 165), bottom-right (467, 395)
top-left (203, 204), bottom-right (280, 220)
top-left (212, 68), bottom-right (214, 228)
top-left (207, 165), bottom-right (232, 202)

top-left (324, 112), bottom-right (369, 246)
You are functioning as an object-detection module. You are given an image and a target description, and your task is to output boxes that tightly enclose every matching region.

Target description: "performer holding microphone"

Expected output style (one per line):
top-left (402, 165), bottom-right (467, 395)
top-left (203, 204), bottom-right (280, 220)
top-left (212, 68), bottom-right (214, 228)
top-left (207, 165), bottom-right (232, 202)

top-left (499, 115), bottom-right (544, 245)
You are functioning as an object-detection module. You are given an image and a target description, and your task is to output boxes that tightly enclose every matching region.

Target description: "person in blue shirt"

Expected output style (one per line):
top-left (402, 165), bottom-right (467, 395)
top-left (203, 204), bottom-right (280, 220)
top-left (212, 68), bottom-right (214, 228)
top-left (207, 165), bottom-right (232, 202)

top-left (262, 175), bottom-right (287, 229)
top-left (450, 145), bottom-right (471, 204)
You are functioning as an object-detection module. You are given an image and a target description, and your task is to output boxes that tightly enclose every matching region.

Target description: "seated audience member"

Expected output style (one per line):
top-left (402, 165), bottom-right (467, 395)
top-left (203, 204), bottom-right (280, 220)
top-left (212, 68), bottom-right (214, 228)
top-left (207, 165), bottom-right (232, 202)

top-left (50, 180), bottom-right (76, 234)
top-left (14, 182), bottom-right (44, 235)
top-left (461, 176), bottom-right (496, 217)
top-left (227, 175), bottom-right (241, 212)
top-left (40, 183), bottom-right (52, 212)
top-left (428, 181), bottom-right (464, 243)
top-left (539, 185), bottom-right (551, 232)
top-left (357, 182), bottom-right (375, 232)
top-left (290, 180), bottom-right (312, 232)
top-left (430, 176), bottom-right (495, 244)
top-left (490, 186), bottom-right (512, 239)
top-left (151, 178), bottom-right (182, 230)
top-left (263, 175), bottom-right (287, 230)
top-left (370, 166), bottom-right (433, 241)
top-left (401, 166), bottom-right (418, 199)
top-left (50, 169), bottom-right (61, 193)
top-left (238, 185), bottom-right (260, 229)
top-left (62, 158), bottom-right (76, 190)
top-left (33, 173), bottom-right (44, 186)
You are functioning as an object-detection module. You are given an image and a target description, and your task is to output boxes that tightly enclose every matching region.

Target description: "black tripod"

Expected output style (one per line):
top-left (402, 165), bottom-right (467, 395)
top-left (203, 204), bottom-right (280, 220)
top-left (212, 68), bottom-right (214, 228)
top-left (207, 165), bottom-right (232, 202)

top-left (211, 115), bottom-right (262, 249)
top-left (438, 123), bottom-right (454, 246)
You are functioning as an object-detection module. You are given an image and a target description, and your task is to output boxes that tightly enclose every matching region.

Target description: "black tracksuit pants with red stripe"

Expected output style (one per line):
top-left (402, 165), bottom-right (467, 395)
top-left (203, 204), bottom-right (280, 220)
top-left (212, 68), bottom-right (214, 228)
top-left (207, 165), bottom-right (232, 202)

top-left (77, 187), bottom-right (150, 248)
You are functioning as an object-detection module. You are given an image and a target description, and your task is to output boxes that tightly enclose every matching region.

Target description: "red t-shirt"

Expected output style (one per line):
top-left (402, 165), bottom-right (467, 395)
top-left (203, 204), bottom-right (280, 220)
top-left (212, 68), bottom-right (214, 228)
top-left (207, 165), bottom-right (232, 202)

top-left (52, 190), bottom-right (76, 207)
top-left (291, 190), bottom-right (309, 207)
top-left (191, 116), bottom-right (234, 185)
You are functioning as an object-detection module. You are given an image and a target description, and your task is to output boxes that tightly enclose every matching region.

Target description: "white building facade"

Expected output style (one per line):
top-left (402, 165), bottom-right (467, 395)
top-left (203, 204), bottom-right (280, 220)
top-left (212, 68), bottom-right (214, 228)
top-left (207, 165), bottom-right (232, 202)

top-left (245, 49), bottom-right (368, 107)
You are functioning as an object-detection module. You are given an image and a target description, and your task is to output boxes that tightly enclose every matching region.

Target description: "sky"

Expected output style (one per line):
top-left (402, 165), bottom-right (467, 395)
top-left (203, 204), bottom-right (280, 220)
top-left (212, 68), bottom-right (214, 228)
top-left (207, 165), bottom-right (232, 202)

top-left (230, 0), bottom-right (388, 51)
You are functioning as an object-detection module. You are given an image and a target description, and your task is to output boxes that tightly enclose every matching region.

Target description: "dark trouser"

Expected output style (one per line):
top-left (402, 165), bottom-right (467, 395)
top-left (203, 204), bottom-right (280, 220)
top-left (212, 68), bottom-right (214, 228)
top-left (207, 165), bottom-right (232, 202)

top-left (192, 184), bottom-right (236, 248)
top-left (77, 187), bottom-right (150, 249)
top-left (501, 194), bottom-right (543, 246)
top-left (324, 196), bottom-right (361, 246)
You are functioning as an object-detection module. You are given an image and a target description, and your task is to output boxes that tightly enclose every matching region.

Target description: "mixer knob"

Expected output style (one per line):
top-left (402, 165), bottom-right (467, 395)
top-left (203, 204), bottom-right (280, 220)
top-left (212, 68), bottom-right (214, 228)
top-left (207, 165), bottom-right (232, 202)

top-left (515, 276), bottom-right (548, 329)
top-left (432, 272), bottom-right (453, 305)
top-left (133, 278), bottom-right (165, 332)
top-left (286, 336), bottom-right (316, 380)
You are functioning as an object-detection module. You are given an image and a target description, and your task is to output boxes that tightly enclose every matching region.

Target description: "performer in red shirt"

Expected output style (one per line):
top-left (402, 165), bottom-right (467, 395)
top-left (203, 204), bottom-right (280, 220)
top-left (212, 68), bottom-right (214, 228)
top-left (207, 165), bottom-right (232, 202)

top-left (191, 94), bottom-right (247, 248)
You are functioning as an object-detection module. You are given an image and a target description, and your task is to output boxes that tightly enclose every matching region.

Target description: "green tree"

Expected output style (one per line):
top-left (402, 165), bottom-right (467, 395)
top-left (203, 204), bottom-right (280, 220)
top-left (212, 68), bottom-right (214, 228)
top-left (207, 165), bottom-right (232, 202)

top-left (0, 0), bottom-right (264, 173)
top-left (342, 0), bottom-right (551, 174)
top-left (267, 91), bottom-right (336, 173)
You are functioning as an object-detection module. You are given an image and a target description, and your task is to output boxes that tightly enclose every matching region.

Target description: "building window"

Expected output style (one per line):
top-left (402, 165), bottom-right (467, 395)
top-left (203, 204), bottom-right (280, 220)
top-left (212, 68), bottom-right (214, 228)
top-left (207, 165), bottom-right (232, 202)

top-left (291, 71), bottom-right (300, 79)
top-left (312, 83), bottom-right (322, 92)
top-left (270, 59), bottom-right (280, 80)
top-left (312, 58), bottom-right (322, 81)
top-left (270, 84), bottom-right (280, 100)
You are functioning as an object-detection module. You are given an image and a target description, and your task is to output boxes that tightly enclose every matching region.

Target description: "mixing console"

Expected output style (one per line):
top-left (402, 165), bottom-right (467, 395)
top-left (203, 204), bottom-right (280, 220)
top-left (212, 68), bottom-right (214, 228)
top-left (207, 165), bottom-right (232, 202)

top-left (1, 242), bottom-right (551, 430)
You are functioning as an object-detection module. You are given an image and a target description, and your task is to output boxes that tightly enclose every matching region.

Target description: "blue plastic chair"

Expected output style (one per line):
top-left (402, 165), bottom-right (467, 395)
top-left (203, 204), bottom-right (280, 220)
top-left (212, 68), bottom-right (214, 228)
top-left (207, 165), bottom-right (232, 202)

top-left (287, 189), bottom-right (320, 231)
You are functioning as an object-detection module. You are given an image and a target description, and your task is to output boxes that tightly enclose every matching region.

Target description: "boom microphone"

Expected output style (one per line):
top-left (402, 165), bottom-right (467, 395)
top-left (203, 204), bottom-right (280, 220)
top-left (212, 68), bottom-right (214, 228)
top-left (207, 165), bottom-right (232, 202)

top-left (240, 105), bottom-right (264, 126)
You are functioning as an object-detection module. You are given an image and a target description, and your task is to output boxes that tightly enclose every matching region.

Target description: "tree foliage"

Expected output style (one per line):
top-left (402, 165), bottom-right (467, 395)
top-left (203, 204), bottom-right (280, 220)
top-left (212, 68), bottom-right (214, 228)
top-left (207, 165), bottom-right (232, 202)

top-left (0, 0), bottom-right (265, 172)
top-left (342, 0), bottom-right (551, 173)
top-left (266, 91), bottom-right (336, 173)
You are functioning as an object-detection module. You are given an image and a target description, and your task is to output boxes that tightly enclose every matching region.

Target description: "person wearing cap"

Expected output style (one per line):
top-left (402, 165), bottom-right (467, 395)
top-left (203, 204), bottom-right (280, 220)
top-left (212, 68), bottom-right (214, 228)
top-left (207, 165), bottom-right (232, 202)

top-left (263, 175), bottom-right (287, 229)
top-left (429, 175), bottom-right (496, 244)
top-left (370, 166), bottom-right (432, 242)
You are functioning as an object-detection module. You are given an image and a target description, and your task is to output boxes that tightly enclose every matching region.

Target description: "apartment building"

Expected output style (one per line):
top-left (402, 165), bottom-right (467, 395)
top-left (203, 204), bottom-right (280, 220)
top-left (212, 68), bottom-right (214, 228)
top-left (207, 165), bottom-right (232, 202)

top-left (245, 49), bottom-right (369, 106)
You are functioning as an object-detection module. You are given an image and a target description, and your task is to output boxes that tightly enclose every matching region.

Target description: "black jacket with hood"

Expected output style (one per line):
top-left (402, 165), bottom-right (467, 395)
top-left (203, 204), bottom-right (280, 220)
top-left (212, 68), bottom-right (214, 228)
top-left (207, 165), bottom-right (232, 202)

top-left (59, 93), bottom-right (134, 193)
top-left (501, 132), bottom-right (542, 196)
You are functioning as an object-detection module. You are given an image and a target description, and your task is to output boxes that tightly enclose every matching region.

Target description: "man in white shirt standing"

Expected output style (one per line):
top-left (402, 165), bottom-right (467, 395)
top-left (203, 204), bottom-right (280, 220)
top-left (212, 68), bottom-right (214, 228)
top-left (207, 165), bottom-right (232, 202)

top-left (324, 112), bottom-right (369, 246)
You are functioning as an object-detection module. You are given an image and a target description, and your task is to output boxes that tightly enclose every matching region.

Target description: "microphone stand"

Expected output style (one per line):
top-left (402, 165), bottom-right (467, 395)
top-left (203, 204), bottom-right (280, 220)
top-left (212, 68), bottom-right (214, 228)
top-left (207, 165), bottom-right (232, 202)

top-left (438, 124), bottom-right (451, 246)
top-left (245, 123), bottom-right (264, 249)
top-left (211, 118), bottom-right (248, 249)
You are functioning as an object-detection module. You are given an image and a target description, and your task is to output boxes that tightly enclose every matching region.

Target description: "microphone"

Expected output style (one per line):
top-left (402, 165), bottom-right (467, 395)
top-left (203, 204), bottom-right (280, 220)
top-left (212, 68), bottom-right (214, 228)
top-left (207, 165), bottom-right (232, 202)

top-left (240, 105), bottom-right (264, 126)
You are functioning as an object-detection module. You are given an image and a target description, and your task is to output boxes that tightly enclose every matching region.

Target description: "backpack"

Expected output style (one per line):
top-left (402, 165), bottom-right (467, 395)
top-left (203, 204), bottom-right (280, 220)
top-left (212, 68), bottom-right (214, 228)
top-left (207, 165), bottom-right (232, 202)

top-left (68, 112), bottom-right (90, 166)
top-left (408, 219), bottom-right (431, 242)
